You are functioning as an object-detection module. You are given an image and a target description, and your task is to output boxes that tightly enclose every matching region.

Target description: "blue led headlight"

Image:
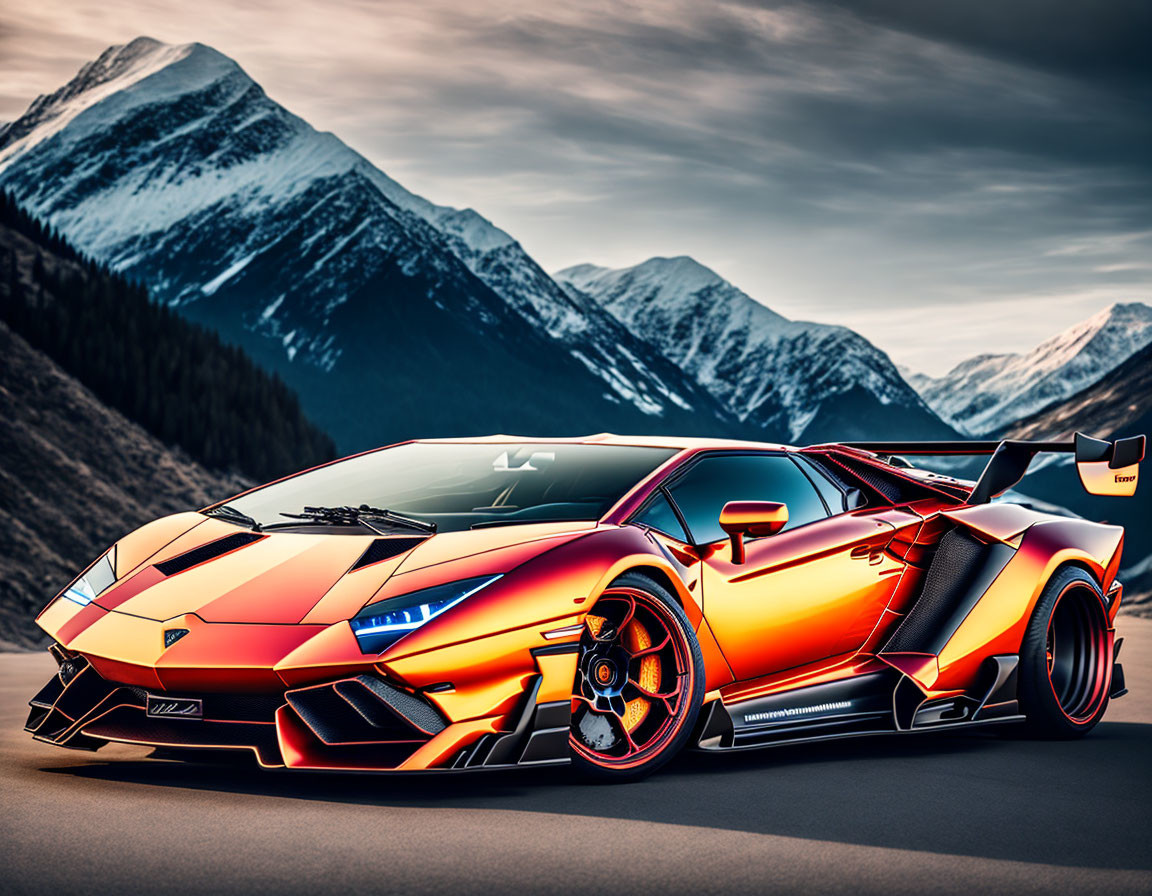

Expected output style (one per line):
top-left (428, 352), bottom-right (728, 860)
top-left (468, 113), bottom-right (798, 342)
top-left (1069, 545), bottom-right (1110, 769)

top-left (349, 574), bottom-right (502, 653)
top-left (61, 549), bottom-right (117, 607)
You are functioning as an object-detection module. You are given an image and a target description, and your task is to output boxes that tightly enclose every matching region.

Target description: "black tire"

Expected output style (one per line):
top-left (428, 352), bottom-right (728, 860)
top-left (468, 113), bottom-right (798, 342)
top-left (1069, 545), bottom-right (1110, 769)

top-left (569, 572), bottom-right (705, 781)
top-left (1017, 566), bottom-right (1112, 739)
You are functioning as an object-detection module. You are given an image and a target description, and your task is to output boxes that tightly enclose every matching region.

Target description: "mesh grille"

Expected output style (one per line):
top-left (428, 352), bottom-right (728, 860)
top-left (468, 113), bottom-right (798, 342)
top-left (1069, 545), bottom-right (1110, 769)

top-left (354, 675), bottom-right (446, 734)
top-left (835, 457), bottom-right (919, 504)
top-left (283, 677), bottom-right (440, 744)
top-left (885, 529), bottom-right (988, 653)
top-left (350, 537), bottom-right (426, 571)
top-left (155, 532), bottom-right (264, 576)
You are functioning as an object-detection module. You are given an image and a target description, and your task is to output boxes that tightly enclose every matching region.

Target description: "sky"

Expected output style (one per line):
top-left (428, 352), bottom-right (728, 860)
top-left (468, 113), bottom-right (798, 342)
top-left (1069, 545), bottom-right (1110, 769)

top-left (1, 0), bottom-right (1149, 375)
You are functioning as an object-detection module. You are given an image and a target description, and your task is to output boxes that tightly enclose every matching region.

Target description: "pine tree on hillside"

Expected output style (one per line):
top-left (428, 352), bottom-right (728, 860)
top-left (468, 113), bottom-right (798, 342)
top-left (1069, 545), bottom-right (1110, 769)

top-left (0, 189), bottom-right (336, 481)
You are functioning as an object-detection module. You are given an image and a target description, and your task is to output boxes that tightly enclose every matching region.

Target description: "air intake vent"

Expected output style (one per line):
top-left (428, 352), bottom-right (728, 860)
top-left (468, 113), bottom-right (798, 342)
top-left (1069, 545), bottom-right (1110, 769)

top-left (155, 532), bottom-right (264, 576)
top-left (351, 537), bottom-right (426, 571)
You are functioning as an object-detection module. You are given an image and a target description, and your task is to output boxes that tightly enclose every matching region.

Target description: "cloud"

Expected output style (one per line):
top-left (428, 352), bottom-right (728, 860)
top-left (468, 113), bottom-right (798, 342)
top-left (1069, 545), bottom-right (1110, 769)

top-left (0, 0), bottom-right (1148, 373)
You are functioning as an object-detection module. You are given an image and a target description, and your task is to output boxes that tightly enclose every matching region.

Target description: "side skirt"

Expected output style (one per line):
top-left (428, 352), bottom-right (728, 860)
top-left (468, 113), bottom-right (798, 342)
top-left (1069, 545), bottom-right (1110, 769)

top-left (694, 655), bottom-right (1025, 752)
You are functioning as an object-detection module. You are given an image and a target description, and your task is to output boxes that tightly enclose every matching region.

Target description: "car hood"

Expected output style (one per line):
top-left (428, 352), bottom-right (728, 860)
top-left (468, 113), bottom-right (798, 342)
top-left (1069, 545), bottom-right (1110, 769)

top-left (94, 516), bottom-right (596, 624)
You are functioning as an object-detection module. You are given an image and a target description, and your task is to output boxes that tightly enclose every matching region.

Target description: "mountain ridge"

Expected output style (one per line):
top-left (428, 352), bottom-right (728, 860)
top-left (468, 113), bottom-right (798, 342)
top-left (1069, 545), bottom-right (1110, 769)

top-left (0, 38), bottom-right (739, 449)
top-left (557, 257), bottom-right (958, 443)
top-left (911, 301), bottom-right (1152, 436)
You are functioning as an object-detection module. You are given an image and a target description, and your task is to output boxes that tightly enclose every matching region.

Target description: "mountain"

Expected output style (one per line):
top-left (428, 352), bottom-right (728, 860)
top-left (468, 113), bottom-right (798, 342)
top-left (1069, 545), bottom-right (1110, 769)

top-left (556, 257), bottom-right (958, 443)
top-left (911, 302), bottom-right (1152, 436)
top-left (0, 319), bottom-right (247, 647)
top-left (0, 38), bottom-right (740, 452)
top-left (1005, 340), bottom-right (1152, 561)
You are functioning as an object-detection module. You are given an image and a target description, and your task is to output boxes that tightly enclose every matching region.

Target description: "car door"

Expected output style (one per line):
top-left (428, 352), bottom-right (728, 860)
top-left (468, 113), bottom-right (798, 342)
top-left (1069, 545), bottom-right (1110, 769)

top-left (664, 453), bottom-right (904, 681)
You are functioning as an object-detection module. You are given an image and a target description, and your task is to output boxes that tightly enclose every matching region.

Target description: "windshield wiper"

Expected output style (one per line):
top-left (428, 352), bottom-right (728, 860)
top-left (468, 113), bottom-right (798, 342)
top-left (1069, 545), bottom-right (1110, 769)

top-left (272, 505), bottom-right (436, 534)
top-left (205, 504), bottom-right (261, 530)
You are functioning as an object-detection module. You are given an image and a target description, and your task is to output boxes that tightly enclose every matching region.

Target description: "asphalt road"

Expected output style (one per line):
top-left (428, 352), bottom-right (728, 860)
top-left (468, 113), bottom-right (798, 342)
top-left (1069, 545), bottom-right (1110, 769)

top-left (3, 620), bottom-right (1151, 896)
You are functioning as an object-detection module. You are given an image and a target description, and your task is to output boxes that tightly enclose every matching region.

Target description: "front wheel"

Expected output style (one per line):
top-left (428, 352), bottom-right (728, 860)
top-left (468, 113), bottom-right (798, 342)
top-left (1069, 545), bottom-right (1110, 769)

top-left (1017, 566), bottom-right (1112, 738)
top-left (569, 572), bottom-right (704, 781)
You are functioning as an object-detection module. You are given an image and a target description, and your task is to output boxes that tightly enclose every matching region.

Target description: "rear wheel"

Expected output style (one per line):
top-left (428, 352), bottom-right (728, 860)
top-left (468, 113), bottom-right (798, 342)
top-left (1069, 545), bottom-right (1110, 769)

top-left (1017, 566), bottom-right (1112, 738)
top-left (569, 572), bottom-right (704, 781)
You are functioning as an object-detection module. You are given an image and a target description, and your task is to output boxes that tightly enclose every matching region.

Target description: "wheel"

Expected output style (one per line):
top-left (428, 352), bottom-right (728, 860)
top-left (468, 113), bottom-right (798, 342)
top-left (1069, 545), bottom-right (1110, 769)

top-left (1017, 566), bottom-right (1112, 738)
top-left (569, 572), bottom-right (705, 781)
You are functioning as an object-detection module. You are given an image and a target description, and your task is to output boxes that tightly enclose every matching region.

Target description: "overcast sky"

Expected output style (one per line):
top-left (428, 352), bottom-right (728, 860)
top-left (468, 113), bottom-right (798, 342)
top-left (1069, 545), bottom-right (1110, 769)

top-left (2, 0), bottom-right (1149, 374)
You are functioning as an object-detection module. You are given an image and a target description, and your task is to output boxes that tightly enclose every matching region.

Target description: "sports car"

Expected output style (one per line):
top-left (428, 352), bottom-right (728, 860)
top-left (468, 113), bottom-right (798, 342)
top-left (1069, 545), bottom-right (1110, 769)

top-left (26, 431), bottom-right (1143, 779)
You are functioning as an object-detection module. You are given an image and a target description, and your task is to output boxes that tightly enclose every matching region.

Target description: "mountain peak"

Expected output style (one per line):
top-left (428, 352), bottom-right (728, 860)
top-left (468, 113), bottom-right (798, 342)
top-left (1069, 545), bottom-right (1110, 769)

top-left (633, 255), bottom-right (724, 291)
top-left (0, 37), bottom-right (241, 163)
top-left (558, 254), bottom-right (953, 441)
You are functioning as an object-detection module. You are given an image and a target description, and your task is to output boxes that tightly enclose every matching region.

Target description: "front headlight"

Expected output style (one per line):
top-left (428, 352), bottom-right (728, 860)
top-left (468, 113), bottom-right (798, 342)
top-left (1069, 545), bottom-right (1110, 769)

top-left (349, 574), bottom-right (502, 653)
top-left (61, 548), bottom-right (117, 607)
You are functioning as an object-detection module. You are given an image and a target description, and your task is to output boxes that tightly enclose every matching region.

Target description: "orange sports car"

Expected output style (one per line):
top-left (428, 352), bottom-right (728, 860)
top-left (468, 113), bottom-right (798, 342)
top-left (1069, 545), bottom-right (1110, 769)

top-left (26, 432), bottom-right (1143, 779)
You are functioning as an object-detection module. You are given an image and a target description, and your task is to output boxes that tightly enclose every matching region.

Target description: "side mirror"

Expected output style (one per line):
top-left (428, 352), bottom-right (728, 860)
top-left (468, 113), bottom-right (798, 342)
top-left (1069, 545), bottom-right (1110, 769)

top-left (719, 501), bottom-right (788, 564)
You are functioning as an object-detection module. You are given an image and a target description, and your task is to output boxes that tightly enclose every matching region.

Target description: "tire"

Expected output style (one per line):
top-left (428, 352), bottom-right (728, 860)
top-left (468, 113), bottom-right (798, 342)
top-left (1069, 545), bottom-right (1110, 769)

top-left (569, 572), bottom-right (705, 781)
top-left (1017, 566), bottom-right (1112, 739)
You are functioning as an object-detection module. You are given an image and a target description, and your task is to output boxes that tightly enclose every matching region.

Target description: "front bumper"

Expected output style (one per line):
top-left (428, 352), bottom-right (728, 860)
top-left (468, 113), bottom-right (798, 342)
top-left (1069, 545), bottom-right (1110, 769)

top-left (26, 647), bottom-right (575, 772)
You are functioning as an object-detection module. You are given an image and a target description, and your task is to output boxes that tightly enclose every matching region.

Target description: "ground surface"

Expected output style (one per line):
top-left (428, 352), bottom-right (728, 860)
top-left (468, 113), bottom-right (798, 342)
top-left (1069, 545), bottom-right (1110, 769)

top-left (2, 620), bottom-right (1150, 896)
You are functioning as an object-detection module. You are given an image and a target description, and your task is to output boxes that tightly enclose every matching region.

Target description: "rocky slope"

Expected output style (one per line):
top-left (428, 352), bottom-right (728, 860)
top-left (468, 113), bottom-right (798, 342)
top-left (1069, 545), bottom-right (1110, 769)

top-left (0, 320), bottom-right (246, 647)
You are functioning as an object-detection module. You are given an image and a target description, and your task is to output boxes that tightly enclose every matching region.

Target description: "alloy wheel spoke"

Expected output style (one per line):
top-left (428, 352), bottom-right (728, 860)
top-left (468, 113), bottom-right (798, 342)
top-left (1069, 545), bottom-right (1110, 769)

top-left (603, 708), bottom-right (640, 755)
top-left (625, 678), bottom-right (681, 715)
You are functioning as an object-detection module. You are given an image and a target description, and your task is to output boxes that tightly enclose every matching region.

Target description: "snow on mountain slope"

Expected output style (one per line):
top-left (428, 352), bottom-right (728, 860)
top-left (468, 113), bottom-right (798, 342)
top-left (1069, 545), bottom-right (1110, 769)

top-left (913, 302), bottom-right (1152, 435)
top-left (0, 37), bottom-right (736, 448)
top-left (558, 258), bottom-right (957, 443)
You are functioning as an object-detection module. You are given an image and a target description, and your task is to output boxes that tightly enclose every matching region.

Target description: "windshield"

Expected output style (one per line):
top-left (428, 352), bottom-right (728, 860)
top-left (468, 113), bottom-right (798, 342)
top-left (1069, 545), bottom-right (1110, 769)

top-left (224, 442), bottom-right (677, 533)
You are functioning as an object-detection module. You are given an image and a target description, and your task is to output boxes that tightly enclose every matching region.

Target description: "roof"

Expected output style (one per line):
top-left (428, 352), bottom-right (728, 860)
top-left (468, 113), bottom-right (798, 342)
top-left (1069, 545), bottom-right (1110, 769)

top-left (417, 433), bottom-right (795, 452)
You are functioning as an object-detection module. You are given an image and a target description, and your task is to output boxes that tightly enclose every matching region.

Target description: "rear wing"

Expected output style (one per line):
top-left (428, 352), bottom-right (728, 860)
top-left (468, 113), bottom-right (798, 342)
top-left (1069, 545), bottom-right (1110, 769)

top-left (840, 432), bottom-right (1145, 504)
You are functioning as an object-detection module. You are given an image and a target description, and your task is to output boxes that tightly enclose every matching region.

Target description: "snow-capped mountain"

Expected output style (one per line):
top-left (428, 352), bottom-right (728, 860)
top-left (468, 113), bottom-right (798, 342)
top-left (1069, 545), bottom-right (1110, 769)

top-left (557, 258), bottom-right (957, 443)
top-left (912, 302), bottom-right (1152, 435)
top-left (0, 37), bottom-right (738, 450)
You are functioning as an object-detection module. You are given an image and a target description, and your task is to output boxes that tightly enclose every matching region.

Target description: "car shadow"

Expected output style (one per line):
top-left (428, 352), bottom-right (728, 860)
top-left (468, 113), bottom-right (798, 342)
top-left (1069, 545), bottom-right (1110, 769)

top-left (41, 720), bottom-right (1152, 871)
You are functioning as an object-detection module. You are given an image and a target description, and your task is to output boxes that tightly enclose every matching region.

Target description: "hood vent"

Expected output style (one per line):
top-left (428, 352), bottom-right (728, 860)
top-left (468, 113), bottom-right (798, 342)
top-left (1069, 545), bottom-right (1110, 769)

top-left (155, 532), bottom-right (264, 576)
top-left (351, 537), bottom-right (427, 571)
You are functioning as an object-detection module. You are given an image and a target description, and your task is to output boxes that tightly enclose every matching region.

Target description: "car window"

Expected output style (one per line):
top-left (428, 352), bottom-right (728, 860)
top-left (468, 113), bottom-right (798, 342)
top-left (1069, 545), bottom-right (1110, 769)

top-left (792, 455), bottom-right (847, 513)
top-left (632, 490), bottom-right (689, 542)
top-left (667, 454), bottom-right (829, 545)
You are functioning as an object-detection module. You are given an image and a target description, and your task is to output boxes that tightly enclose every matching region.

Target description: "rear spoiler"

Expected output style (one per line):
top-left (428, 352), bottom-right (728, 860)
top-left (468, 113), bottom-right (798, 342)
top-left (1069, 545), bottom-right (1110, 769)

top-left (839, 432), bottom-right (1145, 504)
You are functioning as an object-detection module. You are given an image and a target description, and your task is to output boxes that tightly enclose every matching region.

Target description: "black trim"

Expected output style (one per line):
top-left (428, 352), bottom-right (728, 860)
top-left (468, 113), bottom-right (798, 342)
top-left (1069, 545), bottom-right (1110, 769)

top-left (839, 434), bottom-right (1145, 504)
top-left (841, 440), bottom-right (1074, 455)
top-left (627, 485), bottom-right (692, 543)
top-left (726, 671), bottom-right (898, 745)
top-left (483, 676), bottom-right (543, 765)
top-left (969, 442), bottom-right (1040, 505)
top-left (790, 454), bottom-right (846, 514)
top-left (971, 655), bottom-right (1019, 721)
top-left (154, 532), bottom-right (263, 576)
top-left (1111, 638), bottom-right (1128, 699)
top-left (350, 537), bottom-right (426, 571)
top-left (530, 642), bottom-right (581, 657)
top-left (694, 699), bottom-right (735, 750)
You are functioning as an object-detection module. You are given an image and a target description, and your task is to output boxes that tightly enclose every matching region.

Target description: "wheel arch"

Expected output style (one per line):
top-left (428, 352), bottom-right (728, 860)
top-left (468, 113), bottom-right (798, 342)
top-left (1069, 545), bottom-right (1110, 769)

top-left (585, 544), bottom-right (703, 628)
